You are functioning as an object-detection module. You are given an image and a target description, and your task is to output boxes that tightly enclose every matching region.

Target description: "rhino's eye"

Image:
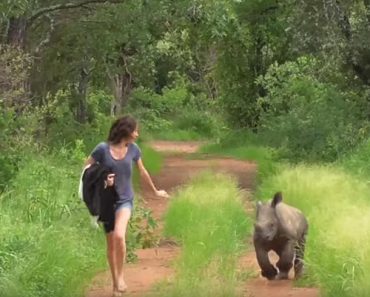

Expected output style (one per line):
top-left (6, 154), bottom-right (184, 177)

top-left (269, 223), bottom-right (274, 229)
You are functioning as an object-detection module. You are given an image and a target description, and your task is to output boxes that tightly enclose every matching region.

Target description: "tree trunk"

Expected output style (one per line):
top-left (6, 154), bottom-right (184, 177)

top-left (333, 0), bottom-right (370, 85)
top-left (7, 17), bottom-right (27, 48)
top-left (110, 71), bottom-right (132, 116)
top-left (75, 68), bottom-right (89, 123)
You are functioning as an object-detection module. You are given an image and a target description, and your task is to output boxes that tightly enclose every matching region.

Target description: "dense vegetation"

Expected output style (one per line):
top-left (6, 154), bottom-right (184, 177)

top-left (2, 0), bottom-right (370, 296)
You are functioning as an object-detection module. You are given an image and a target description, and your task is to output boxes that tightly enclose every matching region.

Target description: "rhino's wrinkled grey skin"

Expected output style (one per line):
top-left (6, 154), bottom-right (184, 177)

top-left (253, 192), bottom-right (308, 280)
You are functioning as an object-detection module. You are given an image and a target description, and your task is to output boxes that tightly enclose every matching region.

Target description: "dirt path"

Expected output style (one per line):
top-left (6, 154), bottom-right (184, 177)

top-left (85, 141), bottom-right (320, 297)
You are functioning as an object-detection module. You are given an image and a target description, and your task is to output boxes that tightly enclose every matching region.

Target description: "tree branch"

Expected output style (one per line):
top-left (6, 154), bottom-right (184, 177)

top-left (34, 14), bottom-right (55, 54)
top-left (364, 0), bottom-right (370, 24)
top-left (333, 0), bottom-right (370, 84)
top-left (29, 0), bottom-right (124, 24)
top-left (333, 0), bottom-right (352, 40)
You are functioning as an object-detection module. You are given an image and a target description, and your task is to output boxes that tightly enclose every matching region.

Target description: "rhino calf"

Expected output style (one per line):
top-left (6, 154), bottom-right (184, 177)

top-left (253, 192), bottom-right (308, 280)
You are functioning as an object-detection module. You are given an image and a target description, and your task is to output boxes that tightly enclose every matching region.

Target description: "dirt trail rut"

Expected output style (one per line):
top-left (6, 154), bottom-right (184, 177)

top-left (85, 141), bottom-right (320, 297)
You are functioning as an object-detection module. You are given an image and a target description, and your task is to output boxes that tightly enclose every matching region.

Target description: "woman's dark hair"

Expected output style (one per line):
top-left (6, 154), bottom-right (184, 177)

top-left (107, 115), bottom-right (137, 144)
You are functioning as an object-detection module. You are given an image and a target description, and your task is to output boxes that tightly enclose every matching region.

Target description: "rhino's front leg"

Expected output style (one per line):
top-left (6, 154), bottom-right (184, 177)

top-left (276, 240), bottom-right (295, 280)
top-left (254, 242), bottom-right (278, 280)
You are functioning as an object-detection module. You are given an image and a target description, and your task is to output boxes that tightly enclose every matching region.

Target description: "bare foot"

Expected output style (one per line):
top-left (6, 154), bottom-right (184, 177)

top-left (112, 290), bottom-right (122, 297)
top-left (118, 281), bottom-right (128, 292)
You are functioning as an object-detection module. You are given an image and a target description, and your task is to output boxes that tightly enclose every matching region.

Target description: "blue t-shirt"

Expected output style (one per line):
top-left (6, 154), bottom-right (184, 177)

top-left (91, 142), bottom-right (141, 204)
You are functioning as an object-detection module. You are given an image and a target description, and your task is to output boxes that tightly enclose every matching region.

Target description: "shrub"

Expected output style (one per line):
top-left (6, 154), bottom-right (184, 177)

top-left (257, 57), bottom-right (369, 161)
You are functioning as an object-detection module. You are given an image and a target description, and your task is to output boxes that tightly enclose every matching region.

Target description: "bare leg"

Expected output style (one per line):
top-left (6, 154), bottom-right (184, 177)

top-left (114, 208), bottom-right (131, 292)
top-left (106, 232), bottom-right (118, 290)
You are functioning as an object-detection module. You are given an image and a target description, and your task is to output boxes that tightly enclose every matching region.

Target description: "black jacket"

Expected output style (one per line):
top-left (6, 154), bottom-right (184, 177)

top-left (80, 163), bottom-right (118, 223)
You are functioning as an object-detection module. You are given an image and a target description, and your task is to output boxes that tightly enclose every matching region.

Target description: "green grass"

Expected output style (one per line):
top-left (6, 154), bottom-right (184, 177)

top-left (152, 172), bottom-right (252, 297)
top-left (258, 164), bottom-right (370, 297)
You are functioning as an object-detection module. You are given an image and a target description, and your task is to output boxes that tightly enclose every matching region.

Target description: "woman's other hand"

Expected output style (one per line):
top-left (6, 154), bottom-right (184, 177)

top-left (155, 189), bottom-right (169, 198)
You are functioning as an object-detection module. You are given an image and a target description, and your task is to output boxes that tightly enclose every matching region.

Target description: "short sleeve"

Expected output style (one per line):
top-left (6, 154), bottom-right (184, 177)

top-left (91, 142), bottom-right (106, 163)
top-left (132, 143), bottom-right (141, 162)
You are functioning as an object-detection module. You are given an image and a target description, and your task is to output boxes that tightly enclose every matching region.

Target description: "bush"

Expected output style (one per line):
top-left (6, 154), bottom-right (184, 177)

top-left (257, 57), bottom-right (369, 162)
top-left (0, 107), bottom-right (41, 190)
top-left (0, 45), bottom-right (32, 110)
top-left (127, 76), bottom-right (225, 139)
top-left (39, 89), bottom-right (112, 151)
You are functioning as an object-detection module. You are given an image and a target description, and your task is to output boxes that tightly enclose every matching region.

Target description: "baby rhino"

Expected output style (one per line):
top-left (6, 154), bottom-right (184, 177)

top-left (253, 192), bottom-right (308, 280)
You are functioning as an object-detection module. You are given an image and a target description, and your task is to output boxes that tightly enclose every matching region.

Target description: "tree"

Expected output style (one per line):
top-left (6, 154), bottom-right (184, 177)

top-left (0, 0), bottom-right (123, 49)
top-left (289, 0), bottom-right (370, 86)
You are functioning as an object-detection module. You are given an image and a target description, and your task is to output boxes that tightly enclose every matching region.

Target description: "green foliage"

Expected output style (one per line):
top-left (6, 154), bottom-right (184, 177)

top-left (257, 57), bottom-right (369, 161)
top-left (157, 172), bottom-right (251, 297)
top-left (258, 164), bottom-right (370, 297)
top-left (127, 204), bottom-right (158, 262)
top-left (128, 75), bottom-right (225, 140)
top-left (0, 106), bottom-right (42, 190)
top-left (0, 46), bottom-right (33, 187)
top-left (0, 45), bottom-right (32, 109)
top-left (32, 89), bottom-right (113, 152)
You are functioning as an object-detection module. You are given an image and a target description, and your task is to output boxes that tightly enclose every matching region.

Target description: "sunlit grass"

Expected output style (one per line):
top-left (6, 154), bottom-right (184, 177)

top-left (152, 172), bottom-right (251, 297)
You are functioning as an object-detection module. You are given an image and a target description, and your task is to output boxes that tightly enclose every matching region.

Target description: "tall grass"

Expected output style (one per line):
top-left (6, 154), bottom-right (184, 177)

top-left (155, 172), bottom-right (251, 297)
top-left (258, 164), bottom-right (370, 297)
top-left (0, 152), bottom-right (106, 297)
top-left (338, 138), bottom-right (370, 178)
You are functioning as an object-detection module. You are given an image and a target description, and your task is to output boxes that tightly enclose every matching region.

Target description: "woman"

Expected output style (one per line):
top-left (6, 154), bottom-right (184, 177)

top-left (84, 115), bottom-right (168, 296)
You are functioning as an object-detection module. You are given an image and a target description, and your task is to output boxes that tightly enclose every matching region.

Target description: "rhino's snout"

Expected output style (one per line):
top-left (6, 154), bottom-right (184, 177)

top-left (254, 223), bottom-right (276, 241)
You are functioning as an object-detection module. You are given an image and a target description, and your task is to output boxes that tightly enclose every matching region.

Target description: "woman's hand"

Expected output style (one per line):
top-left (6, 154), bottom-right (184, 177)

top-left (106, 174), bottom-right (115, 187)
top-left (155, 189), bottom-right (169, 198)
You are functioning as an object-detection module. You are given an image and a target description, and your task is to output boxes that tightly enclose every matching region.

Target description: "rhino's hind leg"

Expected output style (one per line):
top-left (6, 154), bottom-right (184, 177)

top-left (276, 241), bottom-right (295, 280)
top-left (294, 233), bottom-right (306, 279)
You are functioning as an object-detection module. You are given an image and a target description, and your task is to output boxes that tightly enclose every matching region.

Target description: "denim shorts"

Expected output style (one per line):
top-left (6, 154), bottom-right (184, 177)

top-left (115, 200), bottom-right (134, 213)
top-left (102, 201), bottom-right (133, 233)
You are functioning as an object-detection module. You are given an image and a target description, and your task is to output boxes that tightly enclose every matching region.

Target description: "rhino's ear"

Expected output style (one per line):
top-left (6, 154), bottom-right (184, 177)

top-left (271, 192), bottom-right (283, 208)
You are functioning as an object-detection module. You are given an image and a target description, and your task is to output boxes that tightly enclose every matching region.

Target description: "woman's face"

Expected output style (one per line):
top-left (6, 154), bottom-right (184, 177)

top-left (129, 126), bottom-right (139, 143)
